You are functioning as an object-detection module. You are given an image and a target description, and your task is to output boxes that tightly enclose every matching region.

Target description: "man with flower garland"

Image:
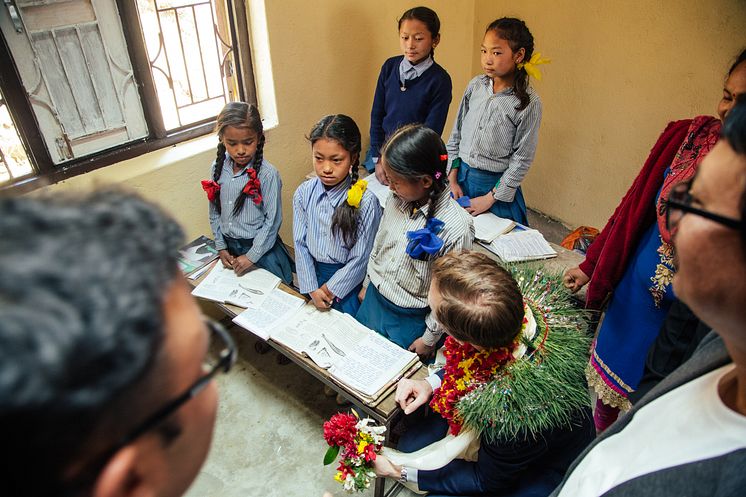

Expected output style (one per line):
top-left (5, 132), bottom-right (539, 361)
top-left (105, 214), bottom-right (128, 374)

top-left (373, 251), bottom-right (595, 496)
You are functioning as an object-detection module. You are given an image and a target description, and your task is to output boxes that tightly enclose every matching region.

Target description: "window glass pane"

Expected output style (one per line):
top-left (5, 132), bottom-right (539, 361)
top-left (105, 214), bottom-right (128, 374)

top-left (136, 0), bottom-right (239, 131)
top-left (0, 91), bottom-right (33, 184)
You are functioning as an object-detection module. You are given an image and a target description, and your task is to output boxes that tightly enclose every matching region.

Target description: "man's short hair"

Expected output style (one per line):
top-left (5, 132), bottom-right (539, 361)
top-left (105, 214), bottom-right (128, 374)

top-left (0, 189), bottom-right (184, 496)
top-left (432, 251), bottom-right (524, 348)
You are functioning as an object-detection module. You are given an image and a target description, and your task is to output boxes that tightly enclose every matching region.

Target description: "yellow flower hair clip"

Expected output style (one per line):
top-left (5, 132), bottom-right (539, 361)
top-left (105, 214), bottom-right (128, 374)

top-left (517, 52), bottom-right (551, 81)
top-left (346, 179), bottom-right (368, 209)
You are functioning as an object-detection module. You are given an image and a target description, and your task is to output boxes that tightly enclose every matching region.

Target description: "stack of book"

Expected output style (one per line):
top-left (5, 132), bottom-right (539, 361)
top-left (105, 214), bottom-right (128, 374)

top-left (178, 236), bottom-right (219, 278)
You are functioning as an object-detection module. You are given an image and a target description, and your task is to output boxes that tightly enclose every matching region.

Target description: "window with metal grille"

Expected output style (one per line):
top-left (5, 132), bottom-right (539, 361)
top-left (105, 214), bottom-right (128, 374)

top-left (0, 0), bottom-right (255, 191)
top-left (0, 89), bottom-right (33, 183)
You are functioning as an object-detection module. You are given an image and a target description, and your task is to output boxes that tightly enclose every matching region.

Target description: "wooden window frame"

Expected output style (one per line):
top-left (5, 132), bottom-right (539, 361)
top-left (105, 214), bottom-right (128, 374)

top-left (0, 0), bottom-right (256, 195)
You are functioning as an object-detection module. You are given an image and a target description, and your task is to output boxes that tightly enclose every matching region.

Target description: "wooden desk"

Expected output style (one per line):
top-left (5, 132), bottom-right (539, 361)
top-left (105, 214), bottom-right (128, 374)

top-left (191, 267), bottom-right (422, 497)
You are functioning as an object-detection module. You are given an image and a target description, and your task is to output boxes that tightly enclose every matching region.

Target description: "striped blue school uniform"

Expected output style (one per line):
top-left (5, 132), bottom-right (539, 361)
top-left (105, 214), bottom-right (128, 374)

top-left (293, 177), bottom-right (382, 315)
top-left (208, 156), bottom-right (294, 284)
top-left (356, 189), bottom-right (474, 349)
top-left (446, 75), bottom-right (542, 225)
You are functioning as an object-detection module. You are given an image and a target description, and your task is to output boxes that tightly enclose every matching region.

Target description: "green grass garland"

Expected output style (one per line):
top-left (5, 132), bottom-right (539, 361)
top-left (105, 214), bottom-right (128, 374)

top-left (457, 264), bottom-right (593, 444)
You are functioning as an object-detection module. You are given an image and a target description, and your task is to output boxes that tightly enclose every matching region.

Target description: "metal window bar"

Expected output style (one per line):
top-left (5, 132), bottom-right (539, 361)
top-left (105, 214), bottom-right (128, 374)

top-left (0, 94), bottom-right (33, 183)
top-left (146, 0), bottom-right (235, 130)
top-left (0, 95), bottom-right (10, 180)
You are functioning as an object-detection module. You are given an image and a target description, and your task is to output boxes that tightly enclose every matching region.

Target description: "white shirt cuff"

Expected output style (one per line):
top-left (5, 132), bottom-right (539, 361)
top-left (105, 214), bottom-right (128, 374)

top-left (406, 467), bottom-right (419, 484)
top-left (422, 327), bottom-right (442, 346)
top-left (425, 373), bottom-right (442, 391)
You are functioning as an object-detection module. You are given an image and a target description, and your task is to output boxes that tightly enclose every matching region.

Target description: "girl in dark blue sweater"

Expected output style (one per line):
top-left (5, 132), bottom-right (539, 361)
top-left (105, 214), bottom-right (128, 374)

top-left (365, 6), bottom-right (452, 186)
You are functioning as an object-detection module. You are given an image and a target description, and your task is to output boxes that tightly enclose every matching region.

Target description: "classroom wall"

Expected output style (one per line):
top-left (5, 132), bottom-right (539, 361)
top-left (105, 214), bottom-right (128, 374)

top-left (45, 0), bottom-right (475, 242)
top-left (44, 0), bottom-right (746, 237)
top-left (472, 0), bottom-right (746, 229)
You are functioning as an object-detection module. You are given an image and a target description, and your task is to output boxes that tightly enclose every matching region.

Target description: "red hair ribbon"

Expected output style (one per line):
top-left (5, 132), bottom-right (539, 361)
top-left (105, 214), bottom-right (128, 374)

top-left (201, 179), bottom-right (221, 202)
top-left (440, 154), bottom-right (448, 161)
top-left (242, 168), bottom-right (263, 205)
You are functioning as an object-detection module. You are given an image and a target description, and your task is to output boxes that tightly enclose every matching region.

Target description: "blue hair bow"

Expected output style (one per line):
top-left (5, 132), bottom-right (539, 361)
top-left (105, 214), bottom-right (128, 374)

top-left (406, 217), bottom-right (445, 259)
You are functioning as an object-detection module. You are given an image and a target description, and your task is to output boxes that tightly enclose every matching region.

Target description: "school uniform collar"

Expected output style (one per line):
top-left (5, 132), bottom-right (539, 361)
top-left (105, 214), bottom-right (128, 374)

top-left (223, 156), bottom-right (258, 177)
top-left (478, 75), bottom-right (516, 96)
top-left (393, 188), bottom-right (450, 219)
top-left (400, 55), bottom-right (434, 83)
top-left (314, 176), bottom-right (351, 208)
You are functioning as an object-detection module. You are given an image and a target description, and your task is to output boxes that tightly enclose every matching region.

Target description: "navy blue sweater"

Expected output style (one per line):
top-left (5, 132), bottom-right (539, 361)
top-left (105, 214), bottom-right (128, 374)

top-left (368, 55), bottom-right (452, 162)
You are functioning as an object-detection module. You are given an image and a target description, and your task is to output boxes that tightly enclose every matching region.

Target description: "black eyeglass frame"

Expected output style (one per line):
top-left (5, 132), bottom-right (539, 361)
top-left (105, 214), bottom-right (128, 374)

top-left (64, 318), bottom-right (236, 493)
top-left (665, 181), bottom-right (743, 232)
top-left (118, 318), bottom-right (237, 446)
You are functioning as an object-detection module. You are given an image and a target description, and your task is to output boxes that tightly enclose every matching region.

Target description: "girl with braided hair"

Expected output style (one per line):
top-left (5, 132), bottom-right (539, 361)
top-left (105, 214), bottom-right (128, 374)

top-left (446, 17), bottom-right (546, 224)
top-left (293, 115), bottom-right (382, 315)
top-left (356, 124), bottom-right (474, 358)
top-left (202, 102), bottom-right (293, 284)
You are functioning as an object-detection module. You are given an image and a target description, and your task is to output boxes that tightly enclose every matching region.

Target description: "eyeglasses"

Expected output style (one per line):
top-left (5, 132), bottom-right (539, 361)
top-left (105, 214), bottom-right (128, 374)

top-left (119, 318), bottom-right (236, 445)
top-left (665, 180), bottom-right (743, 233)
top-left (64, 318), bottom-right (236, 493)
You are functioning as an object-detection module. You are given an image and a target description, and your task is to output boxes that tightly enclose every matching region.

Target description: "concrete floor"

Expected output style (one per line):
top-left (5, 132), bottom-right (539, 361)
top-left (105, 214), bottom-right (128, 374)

top-left (185, 321), bottom-right (419, 497)
top-left (185, 209), bottom-right (571, 497)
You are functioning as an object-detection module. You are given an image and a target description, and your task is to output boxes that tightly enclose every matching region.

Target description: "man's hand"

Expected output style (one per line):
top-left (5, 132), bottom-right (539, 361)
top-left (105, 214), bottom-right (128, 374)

top-left (466, 192), bottom-right (495, 216)
top-left (218, 249), bottom-right (235, 269)
top-left (563, 267), bottom-right (590, 293)
top-left (408, 337), bottom-right (436, 359)
top-left (233, 254), bottom-right (254, 276)
top-left (373, 454), bottom-right (402, 479)
top-left (448, 169), bottom-right (464, 199)
top-left (374, 161), bottom-right (389, 186)
top-left (358, 285), bottom-right (367, 303)
top-left (395, 378), bottom-right (433, 414)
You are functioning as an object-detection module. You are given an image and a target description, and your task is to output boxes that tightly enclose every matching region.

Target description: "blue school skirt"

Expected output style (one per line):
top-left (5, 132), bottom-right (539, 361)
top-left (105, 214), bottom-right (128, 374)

top-left (457, 161), bottom-right (528, 226)
top-left (356, 283), bottom-right (428, 349)
top-left (223, 235), bottom-right (294, 286)
top-left (315, 261), bottom-right (361, 316)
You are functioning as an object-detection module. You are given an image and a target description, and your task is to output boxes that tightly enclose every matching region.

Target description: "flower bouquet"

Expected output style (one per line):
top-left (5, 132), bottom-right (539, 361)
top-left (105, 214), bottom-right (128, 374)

top-left (323, 410), bottom-right (386, 493)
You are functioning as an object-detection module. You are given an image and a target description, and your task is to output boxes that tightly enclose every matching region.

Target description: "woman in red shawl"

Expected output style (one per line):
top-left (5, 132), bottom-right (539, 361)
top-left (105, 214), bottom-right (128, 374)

top-left (563, 50), bottom-right (746, 433)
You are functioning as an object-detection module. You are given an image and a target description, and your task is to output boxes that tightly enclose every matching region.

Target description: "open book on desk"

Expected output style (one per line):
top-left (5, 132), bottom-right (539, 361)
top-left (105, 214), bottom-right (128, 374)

top-left (481, 228), bottom-right (557, 262)
top-left (473, 212), bottom-right (516, 243)
top-left (234, 302), bottom-right (420, 403)
top-left (191, 263), bottom-right (281, 309)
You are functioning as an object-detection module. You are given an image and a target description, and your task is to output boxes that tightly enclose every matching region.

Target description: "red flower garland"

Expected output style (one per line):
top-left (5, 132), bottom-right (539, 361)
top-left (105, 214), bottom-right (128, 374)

top-left (242, 167), bottom-right (262, 205)
top-left (201, 179), bottom-right (220, 202)
top-left (430, 336), bottom-right (515, 435)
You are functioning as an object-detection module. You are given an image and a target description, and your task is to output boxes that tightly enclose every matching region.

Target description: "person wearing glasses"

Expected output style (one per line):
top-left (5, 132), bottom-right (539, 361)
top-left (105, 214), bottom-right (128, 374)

top-left (550, 97), bottom-right (746, 497)
top-left (562, 49), bottom-right (746, 433)
top-left (0, 189), bottom-right (236, 497)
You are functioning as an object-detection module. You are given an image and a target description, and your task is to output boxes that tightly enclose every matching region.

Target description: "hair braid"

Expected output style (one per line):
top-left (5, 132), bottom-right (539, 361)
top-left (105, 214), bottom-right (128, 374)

top-left (487, 17), bottom-right (534, 111)
top-left (214, 102), bottom-right (265, 217)
top-left (253, 133), bottom-right (265, 174)
top-left (232, 133), bottom-right (265, 216)
top-left (310, 114), bottom-right (363, 249)
top-left (212, 142), bottom-right (226, 214)
top-left (335, 157), bottom-right (362, 248)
